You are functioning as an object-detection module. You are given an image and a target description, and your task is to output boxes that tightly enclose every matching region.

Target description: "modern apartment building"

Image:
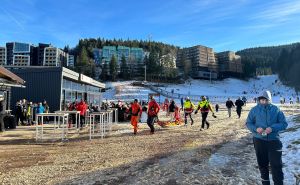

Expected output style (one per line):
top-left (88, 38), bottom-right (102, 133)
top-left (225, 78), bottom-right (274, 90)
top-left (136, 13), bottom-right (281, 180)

top-left (5, 42), bottom-right (33, 66)
top-left (32, 43), bottom-right (52, 66)
top-left (68, 55), bottom-right (75, 67)
top-left (0, 47), bottom-right (6, 65)
top-left (177, 45), bottom-right (218, 79)
top-left (93, 48), bottom-right (102, 65)
top-left (43, 47), bottom-right (68, 67)
top-left (101, 46), bottom-right (117, 64)
top-left (216, 51), bottom-right (243, 78)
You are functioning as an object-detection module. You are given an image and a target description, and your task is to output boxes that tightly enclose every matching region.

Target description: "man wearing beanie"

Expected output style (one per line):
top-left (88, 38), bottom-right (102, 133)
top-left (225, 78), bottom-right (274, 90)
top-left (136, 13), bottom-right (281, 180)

top-left (246, 90), bottom-right (288, 185)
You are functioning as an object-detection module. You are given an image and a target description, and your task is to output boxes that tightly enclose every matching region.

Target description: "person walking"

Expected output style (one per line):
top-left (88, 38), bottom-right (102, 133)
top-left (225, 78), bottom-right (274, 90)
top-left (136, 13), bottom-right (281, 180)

top-left (226, 98), bottom-right (235, 117)
top-left (246, 90), bottom-right (287, 185)
top-left (130, 99), bottom-right (142, 135)
top-left (242, 96), bottom-right (247, 106)
top-left (180, 97), bottom-right (184, 110)
top-left (235, 97), bottom-right (244, 118)
top-left (183, 97), bottom-right (195, 126)
top-left (168, 99), bottom-right (177, 122)
top-left (195, 96), bottom-right (215, 131)
top-left (215, 104), bottom-right (219, 112)
top-left (147, 96), bottom-right (160, 134)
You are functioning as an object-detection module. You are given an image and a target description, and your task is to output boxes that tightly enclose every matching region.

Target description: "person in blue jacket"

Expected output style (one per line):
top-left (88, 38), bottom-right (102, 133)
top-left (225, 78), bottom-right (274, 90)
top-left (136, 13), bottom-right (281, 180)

top-left (246, 90), bottom-right (287, 185)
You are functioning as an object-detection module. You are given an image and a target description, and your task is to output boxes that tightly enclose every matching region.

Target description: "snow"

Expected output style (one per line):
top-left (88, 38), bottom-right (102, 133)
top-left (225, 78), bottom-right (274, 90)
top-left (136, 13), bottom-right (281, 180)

top-left (102, 81), bottom-right (161, 102)
top-left (281, 116), bottom-right (300, 184)
top-left (102, 75), bottom-right (298, 104)
top-left (161, 75), bottom-right (297, 103)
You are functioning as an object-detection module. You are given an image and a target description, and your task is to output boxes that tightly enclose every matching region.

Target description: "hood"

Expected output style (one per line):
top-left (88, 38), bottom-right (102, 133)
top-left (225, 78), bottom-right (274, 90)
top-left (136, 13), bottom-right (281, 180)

top-left (258, 90), bottom-right (272, 102)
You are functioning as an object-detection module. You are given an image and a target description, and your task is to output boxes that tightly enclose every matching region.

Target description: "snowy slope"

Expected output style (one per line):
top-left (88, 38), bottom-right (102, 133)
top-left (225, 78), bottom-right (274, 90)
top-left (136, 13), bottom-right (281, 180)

top-left (281, 116), bottom-right (300, 184)
top-left (161, 75), bottom-right (297, 103)
top-left (102, 75), bottom-right (298, 103)
top-left (103, 81), bottom-right (155, 102)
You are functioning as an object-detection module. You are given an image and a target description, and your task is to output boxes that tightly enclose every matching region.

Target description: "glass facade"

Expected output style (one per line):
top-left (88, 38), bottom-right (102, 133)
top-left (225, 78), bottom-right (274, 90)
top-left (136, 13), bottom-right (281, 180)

top-left (117, 46), bottom-right (130, 64)
top-left (130, 47), bottom-right (144, 62)
top-left (13, 42), bottom-right (30, 53)
top-left (102, 46), bottom-right (117, 63)
top-left (61, 78), bottom-right (102, 110)
top-left (93, 49), bottom-right (102, 65)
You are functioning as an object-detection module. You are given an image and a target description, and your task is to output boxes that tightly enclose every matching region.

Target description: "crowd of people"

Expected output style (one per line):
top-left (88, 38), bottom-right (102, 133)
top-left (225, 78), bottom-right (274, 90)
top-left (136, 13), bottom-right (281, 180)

top-left (6, 89), bottom-right (294, 184)
top-left (14, 99), bottom-right (49, 126)
top-left (122, 91), bottom-right (289, 185)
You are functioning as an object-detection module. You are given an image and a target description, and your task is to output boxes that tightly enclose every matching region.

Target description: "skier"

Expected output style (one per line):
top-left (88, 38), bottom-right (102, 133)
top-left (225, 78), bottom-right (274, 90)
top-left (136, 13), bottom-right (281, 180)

top-left (195, 96), bottom-right (216, 131)
top-left (235, 97), bottom-right (244, 118)
top-left (225, 98), bottom-right (235, 117)
top-left (183, 97), bottom-right (195, 126)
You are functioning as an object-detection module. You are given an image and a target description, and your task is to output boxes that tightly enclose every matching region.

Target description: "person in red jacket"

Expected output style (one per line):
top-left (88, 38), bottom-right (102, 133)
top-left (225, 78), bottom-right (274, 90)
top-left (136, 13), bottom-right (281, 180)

top-left (130, 99), bottom-right (142, 135)
top-left (76, 99), bottom-right (87, 128)
top-left (147, 96), bottom-right (160, 134)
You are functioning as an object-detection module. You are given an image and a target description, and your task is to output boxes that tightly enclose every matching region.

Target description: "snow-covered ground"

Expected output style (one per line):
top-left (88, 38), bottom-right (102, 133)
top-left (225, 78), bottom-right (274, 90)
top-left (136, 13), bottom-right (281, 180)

top-left (281, 115), bottom-right (300, 184)
top-left (102, 75), bottom-right (298, 104)
top-left (103, 81), bottom-right (154, 102)
top-left (161, 75), bottom-right (297, 103)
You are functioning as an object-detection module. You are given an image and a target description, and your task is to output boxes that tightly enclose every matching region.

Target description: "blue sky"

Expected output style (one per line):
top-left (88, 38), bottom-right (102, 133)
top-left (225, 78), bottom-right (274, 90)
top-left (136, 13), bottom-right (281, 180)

top-left (1, 0), bottom-right (300, 51)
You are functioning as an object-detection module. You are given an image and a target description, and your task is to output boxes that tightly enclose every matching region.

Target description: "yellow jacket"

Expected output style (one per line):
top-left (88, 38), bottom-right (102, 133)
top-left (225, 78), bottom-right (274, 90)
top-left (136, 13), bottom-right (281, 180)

top-left (197, 100), bottom-right (214, 113)
top-left (184, 100), bottom-right (195, 113)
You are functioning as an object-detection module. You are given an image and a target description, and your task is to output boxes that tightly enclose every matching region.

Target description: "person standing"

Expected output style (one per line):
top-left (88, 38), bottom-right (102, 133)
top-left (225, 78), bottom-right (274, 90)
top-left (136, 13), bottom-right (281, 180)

top-left (195, 96), bottom-right (215, 131)
top-left (183, 97), bottom-right (195, 126)
top-left (215, 104), bottom-right (219, 112)
top-left (0, 98), bottom-right (6, 132)
top-left (168, 99), bottom-right (177, 122)
top-left (78, 100), bottom-right (87, 128)
top-left (147, 96), bottom-right (160, 134)
top-left (235, 97), bottom-right (244, 118)
top-left (26, 102), bottom-right (34, 125)
top-left (180, 97), bottom-right (184, 110)
top-left (130, 99), bottom-right (142, 135)
top-left (242, 96), bottom-right (247, 106)
top-left (246, 90), bottom-right (287, 185)
top-left (37, 103), bottom-right (45, 124)
top-left (43, 100), bottom-right (50, 124)
top-left (226, 98), bottom-right (235, 117)
top-left (15, 100), bottom-right (22, 126)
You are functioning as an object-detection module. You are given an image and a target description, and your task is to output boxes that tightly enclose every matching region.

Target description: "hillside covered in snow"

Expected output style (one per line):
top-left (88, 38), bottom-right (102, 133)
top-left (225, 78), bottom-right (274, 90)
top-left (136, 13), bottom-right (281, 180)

top-left (103, 75), bottom-right (298, 103)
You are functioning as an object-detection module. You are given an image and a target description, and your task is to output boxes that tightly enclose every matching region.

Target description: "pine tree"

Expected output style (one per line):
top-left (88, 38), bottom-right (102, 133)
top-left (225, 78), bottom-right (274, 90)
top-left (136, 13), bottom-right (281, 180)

top-left (110, 55), bottom-right (118, 81)
top-left (120, 54), bottom-right (128, 79)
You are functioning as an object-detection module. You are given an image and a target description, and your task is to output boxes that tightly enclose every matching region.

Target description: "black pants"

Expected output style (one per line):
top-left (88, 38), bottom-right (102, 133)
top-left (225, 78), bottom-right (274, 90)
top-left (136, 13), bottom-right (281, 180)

top-left (201, 112), bottom-right (209, 129)
top-left (253, 137), bottom-right (283, 185)
top-left (184, 112), bottom-right (194, 125)
top-left (147, 116), bottom-right (157, 133)
top-left (80, 116), bottom-right (85, 127)
top-left (237, 108), bottom-right (242, 118)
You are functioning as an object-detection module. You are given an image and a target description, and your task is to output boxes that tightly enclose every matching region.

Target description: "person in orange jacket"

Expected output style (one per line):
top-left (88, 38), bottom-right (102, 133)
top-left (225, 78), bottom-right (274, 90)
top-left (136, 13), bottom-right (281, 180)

top-left (130, 99), bottom-right (142, 135)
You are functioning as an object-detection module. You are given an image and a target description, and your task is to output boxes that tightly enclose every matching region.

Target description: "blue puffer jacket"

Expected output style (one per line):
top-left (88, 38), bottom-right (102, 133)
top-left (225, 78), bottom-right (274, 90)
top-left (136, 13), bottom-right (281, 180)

top-left (246, 103), bottom-right (288, 141)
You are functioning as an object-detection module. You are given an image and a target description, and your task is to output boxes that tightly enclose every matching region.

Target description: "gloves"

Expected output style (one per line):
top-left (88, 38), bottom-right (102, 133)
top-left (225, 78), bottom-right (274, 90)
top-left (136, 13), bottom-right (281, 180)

top-left (195, 110), bottom-right (198, 114)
